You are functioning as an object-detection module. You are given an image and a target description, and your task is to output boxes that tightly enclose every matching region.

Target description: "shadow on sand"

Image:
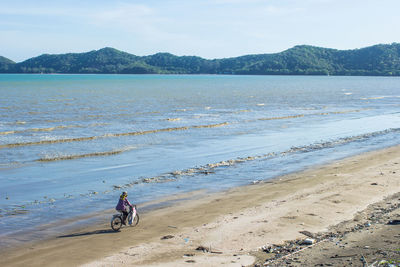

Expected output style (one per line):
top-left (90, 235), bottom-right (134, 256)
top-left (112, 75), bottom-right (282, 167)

top-left (57, 229), bottom-right (117, 238)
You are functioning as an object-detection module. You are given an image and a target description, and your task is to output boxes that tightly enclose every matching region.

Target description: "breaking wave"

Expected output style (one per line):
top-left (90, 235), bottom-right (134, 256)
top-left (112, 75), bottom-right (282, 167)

top-left (0, 109), bottom-right (370, 148)
top-left (0, 123), bottom-right (109, 136)
top-left (109, 127), bottom-right (400, 188)
top-left (0, 122), bottom-right (229, 149)
top-left (37, 146), bottom-right (137, 162)
top-left (361, 96), bottom-right (400, 100)
top-left (284, 128), bottom-right (400, 154)
top-left (258, 114), bottom-right (305, 121)
top-left (0, 125), bottom-right (80, 135)
top-left (165, 118), bottom-right (181, 122)
top-left (257, 109), bottom-right (368, 121)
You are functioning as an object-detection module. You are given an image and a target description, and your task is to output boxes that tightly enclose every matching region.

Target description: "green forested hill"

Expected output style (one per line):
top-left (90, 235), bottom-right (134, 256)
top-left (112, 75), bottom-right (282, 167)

top-left (1, 43), bottom-right (400, 75)
top-left (0, 56), bottom-right (16, 72)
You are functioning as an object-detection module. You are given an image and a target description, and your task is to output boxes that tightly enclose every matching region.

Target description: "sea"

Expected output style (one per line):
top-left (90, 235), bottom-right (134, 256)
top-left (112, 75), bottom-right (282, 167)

top-left (0, 74), bottom-right (399, 247)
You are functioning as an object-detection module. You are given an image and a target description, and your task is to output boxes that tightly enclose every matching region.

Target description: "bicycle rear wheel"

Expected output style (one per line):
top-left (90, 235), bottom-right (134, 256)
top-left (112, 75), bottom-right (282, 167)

top-left (111, 216), bottom-right (123, 231)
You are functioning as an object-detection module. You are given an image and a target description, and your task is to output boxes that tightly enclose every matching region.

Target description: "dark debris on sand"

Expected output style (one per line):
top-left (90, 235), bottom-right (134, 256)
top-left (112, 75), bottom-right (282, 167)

top-left (252, 193), bottom-right (400, 267)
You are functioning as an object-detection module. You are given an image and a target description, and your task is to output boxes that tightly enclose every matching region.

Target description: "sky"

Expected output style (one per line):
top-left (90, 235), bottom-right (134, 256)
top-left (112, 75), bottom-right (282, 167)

top-left (1, 0), bottom-right (400, 62)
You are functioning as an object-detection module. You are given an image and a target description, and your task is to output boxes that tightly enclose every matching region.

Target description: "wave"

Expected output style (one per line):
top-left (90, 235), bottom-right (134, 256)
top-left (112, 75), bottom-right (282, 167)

top-left (165, 118), bottom-right (181, 122)
top-left (285, 128), bottom-right (400, 154)
top-left (0, 162), bottom-right (25, 171)
top-left (236, 110), bottom-right (251, 113)
top-left (46, 98), bottom-right (76, 102)
top-left (258, 114), bottom-right (305, 121)
top-left (0, 122), bottom-right (229, 149)
top-left (326, 109), bottom-right (371, 114)
top-left (0, 125), bottom-right (81, 136)
top-left (4, 127), bottom-right (399, 215)
top-left (37, 146), bottom-right (137, 162)
top-left (0, 108), bottom-right (368, 148)
top-left (257, 109), bottom-right (367, 122)
top-left (112, 128), bottom-right (400, 188)
top-left (361, 96), bottom-right (400, 100)
top-left (0, 130), bottom-right (17, 135)
top-left (0, 123), bottom-right (110, 136)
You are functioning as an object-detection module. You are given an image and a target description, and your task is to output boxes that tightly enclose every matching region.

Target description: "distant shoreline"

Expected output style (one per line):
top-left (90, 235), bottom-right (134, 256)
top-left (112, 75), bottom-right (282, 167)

top-left (1, 73), bottom-right (400, 77)
top-left (1, 43), bottom-right (400, 76)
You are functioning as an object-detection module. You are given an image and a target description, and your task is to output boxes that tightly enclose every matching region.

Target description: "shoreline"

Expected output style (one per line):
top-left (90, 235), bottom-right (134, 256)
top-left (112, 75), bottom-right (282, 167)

top-left (1, 144), bottom-right (399, 266)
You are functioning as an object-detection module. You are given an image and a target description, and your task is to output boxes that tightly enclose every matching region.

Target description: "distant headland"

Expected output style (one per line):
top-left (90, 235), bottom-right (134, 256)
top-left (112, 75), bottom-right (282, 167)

top-left (1, 43), bottom-right (400, 76)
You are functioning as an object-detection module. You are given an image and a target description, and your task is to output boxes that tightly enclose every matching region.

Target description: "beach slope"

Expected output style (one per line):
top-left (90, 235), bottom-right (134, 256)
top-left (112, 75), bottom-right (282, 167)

top-left (1, 145), bottom-right (399, 267)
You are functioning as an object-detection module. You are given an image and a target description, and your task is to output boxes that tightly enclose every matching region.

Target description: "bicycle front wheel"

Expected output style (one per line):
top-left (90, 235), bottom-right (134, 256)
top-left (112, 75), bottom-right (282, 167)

top-left (129, 213), bottom-right (139, 227)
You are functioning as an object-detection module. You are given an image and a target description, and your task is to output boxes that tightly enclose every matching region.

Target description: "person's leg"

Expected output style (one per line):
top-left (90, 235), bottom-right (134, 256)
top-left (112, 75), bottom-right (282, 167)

top-left (122, 211), bottom-right (128, 224)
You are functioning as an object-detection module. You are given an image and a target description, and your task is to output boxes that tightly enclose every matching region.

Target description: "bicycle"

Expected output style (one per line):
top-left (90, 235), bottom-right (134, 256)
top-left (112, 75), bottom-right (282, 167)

top-left (111, 205), bottom-right (139, 231)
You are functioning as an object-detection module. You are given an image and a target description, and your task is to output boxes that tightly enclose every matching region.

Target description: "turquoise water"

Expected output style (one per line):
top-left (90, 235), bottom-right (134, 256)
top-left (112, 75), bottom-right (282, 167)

top-left (0, 74), bottom-right (399, 246)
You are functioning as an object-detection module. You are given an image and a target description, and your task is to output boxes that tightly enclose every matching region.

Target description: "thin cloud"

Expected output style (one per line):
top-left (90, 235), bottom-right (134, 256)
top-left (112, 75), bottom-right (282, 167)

top-left (213, 0), bottom-right (265, 4)
top-left (264, 6), bottom-right (305, 16)
top-left (89, 4), bottom-right (160, 30)
top-left (92, 4), bottom-right (155, 21)
top-left (0, 6), bottom-right (83, 17)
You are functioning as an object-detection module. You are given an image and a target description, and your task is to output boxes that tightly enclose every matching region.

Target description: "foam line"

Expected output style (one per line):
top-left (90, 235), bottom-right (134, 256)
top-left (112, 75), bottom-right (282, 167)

top-left (0, 122), bottom-right (229, 149)
top-left (37, 147), bottom-right (136, 162)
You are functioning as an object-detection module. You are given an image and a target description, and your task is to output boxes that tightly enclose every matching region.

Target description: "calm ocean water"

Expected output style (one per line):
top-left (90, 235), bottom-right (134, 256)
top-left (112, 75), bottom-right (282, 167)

top-left (0, 74), bottom-right (399, 246)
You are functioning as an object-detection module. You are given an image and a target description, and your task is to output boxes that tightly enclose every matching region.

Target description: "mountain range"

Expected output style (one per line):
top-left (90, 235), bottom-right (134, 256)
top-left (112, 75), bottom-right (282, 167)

top-left (1, 43), bottom-right (400, 76)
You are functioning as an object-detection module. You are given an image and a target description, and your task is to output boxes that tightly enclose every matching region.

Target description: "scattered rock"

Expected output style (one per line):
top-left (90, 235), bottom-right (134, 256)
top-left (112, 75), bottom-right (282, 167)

top-left (196, 246), bottom-right (209, 252)
top-left (260, 193), bottom-right (400, 266)
top-left (370, 182), bottom-right (378, 185)
top-left (282, 215), bottom-right (297, 220)
top-left (195, 245), bottom-right (223, 254)
top-left (387, 219), bottom-right (400, 225)
top-left (161, 235), bottom-right (174, 240)
top-left (299, 230), bottom-right (315, 238)
top-left (301, 238), bottom-right (315, 245)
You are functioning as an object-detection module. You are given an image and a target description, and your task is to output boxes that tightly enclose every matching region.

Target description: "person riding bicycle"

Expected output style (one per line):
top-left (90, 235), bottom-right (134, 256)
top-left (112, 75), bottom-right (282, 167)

top-left (115, 191), bottom-right (133, 225)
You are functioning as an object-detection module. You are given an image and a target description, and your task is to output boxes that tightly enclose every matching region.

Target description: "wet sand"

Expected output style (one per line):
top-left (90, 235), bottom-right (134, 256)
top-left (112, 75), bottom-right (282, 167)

top-left (1, 145), bottom-right (399, 267)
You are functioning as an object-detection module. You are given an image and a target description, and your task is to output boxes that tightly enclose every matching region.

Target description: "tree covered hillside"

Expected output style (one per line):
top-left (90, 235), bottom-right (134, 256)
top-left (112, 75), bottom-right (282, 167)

top-left (1, 43), bottom-right (400, 76)
top-left (0, 56), bottom-right (15, 72)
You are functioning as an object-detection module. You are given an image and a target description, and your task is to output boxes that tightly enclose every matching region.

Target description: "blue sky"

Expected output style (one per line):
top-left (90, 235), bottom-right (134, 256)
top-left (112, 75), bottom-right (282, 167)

top-left (1, 0), bottom-right (399, 62)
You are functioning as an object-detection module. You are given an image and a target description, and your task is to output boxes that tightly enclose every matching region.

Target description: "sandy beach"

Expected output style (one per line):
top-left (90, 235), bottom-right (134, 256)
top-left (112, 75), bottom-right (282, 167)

top-left (1, 145), bottom-right (399, 267)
